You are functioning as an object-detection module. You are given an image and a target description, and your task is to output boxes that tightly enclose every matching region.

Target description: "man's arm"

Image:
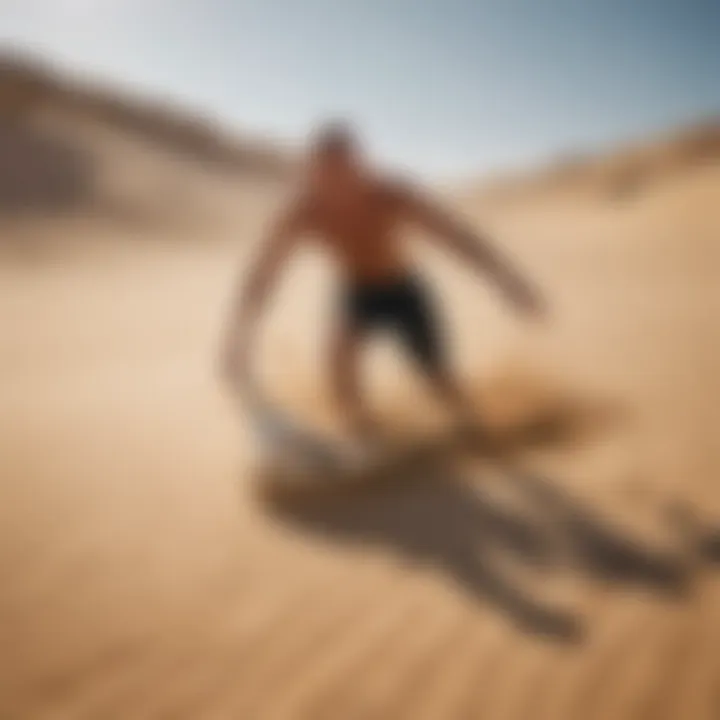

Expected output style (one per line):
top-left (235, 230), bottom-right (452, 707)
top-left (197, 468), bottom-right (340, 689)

top-left (399, 184), bottom-right (543, 315)
top-left (220, 200), bottom-right (307, 387)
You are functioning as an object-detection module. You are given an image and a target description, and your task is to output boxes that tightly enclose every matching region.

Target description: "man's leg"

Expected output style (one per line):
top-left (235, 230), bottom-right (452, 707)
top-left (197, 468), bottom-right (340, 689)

top-left (330, 322), bottom-right (377, 439)
top-left (396, 278), bottom-right (481, 430)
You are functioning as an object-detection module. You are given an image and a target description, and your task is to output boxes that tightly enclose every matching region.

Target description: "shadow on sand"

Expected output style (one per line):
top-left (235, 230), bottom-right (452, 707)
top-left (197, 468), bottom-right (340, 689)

top-left (256, 396), bottom-right (718, 642)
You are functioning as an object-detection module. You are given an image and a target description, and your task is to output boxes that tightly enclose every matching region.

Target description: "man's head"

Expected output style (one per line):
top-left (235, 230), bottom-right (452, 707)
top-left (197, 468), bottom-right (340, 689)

top-left (306, 120), bottom-right (364, 188)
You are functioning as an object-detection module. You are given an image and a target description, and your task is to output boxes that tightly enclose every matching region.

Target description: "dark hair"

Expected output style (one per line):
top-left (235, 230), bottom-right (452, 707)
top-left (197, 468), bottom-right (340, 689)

top-left (310, 120), bottom-right (357, 157)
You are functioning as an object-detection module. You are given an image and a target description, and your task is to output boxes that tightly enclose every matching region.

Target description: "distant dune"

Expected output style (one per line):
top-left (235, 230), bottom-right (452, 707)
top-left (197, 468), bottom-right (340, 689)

top-left (469, 120), bottom-right (720, 206)
top-left (0, 51), bottom-right (292, 229)
top-left (2, 49), bottom-right (718, 232)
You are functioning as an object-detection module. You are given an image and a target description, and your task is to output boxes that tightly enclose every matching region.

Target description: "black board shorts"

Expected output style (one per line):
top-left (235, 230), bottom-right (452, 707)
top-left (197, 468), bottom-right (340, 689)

top-left (342, 274), bottom-right (445, 372)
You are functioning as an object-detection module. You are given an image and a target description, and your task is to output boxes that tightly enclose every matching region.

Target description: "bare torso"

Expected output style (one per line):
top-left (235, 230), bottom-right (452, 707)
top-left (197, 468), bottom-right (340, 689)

top-left (303, 178), bottom-right (409, 283)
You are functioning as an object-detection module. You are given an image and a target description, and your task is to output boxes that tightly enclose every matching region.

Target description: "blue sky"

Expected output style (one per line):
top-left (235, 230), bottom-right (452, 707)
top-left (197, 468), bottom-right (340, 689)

top-left (2, 0), bottom-right (719, 178)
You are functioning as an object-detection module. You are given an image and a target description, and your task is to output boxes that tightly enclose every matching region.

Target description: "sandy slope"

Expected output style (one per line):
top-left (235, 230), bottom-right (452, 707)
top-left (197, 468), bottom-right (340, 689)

top-left (1, 163), bottom-right (720, 720)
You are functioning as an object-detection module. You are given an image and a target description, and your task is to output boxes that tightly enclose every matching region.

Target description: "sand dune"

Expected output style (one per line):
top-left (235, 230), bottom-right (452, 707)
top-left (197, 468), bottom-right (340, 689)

top-left (0, 51), bottom-right (290, 242)
top-left (2, 58), bottom-right (720, 719)
top-left (469, 119), bottom-right (720, 208)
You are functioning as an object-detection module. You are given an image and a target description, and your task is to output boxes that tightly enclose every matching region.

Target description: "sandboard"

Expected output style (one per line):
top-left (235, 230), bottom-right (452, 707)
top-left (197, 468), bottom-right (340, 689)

top-left (252, 427), bottom-right (458, 504)
top-left (235, 375), bottom-right (498, 500)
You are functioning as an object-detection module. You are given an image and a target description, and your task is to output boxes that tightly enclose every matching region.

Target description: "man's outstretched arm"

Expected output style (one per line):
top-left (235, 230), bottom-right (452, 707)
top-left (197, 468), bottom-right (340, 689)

top-left (220, 201), bottom-right (306, 387)
top-left (401, 185), bottom-right (544, 316)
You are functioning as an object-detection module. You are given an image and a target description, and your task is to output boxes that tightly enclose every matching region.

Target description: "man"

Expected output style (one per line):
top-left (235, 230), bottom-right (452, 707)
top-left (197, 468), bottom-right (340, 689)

top-left (222, 121), bottom-right (543, 443)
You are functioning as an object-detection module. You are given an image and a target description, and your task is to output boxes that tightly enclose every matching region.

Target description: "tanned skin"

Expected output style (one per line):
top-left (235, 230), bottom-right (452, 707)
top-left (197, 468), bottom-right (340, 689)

top-left (222, 127), bottom-right (544, 439)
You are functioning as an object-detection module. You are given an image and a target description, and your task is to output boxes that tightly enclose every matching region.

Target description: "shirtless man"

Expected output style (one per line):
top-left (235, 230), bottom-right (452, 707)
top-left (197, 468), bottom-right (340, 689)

top-left (222, 122), bottom-right (543, 441)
